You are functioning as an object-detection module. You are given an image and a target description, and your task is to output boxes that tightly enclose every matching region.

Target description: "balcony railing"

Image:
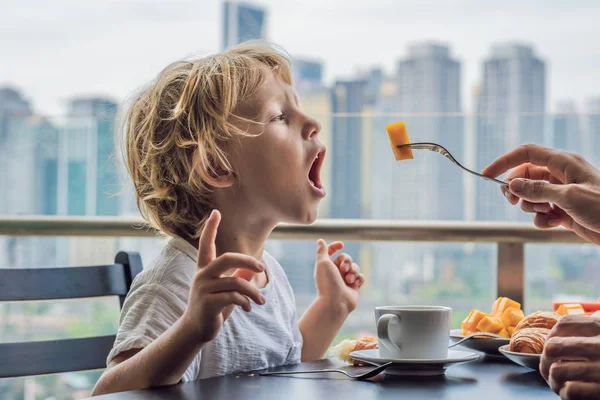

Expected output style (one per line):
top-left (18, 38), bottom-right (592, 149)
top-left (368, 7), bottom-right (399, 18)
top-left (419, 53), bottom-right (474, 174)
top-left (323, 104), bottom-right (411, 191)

top-left (0, 215), bottom-right (587, 308)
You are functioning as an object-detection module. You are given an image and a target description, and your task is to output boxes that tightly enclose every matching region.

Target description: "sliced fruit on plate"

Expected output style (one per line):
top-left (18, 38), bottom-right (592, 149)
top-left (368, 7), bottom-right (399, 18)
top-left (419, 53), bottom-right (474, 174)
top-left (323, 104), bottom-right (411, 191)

top-left (553, 302), bottom-right (600, 313)
top-left (555, 303), bottom-right (586, 316)
top-left (461, 309), bottom-right (488, 336)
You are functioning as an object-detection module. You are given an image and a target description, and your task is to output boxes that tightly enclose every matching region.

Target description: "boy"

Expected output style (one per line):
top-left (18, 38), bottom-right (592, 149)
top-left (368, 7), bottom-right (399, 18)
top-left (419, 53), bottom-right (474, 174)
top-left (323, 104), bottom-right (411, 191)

top-left (93, 42), bottom-right (365, 395)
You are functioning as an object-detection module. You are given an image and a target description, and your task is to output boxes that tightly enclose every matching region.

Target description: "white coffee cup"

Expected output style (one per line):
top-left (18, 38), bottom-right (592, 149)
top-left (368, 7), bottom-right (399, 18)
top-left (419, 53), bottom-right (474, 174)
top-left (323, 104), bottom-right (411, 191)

top-left (375, 305), bottom-right (452, 360)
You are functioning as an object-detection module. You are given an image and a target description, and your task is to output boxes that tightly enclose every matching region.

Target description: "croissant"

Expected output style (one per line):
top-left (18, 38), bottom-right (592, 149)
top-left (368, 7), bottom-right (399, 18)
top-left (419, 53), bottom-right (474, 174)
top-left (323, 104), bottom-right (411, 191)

top-left (509, 312), bottom-right (561, 354)
top-left (352, 336), bottom-right (378, 365)
top-left (509, 327), bottom-right (550, 353)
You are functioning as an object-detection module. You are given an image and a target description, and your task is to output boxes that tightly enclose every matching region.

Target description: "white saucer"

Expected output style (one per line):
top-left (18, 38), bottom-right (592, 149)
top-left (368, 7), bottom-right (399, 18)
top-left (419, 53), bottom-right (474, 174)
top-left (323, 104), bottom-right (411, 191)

top-left (349, 349), bottom-right (480, 376)
top-left (449, 329), bottom-right (510, 355)
top-left (498, 345), bottom-right (541, 372)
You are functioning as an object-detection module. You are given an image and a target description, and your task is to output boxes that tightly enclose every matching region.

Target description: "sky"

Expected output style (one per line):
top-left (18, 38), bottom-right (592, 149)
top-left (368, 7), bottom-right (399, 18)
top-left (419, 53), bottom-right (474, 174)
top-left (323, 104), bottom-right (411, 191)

top-left (2, 0), bottom-right (600, 116)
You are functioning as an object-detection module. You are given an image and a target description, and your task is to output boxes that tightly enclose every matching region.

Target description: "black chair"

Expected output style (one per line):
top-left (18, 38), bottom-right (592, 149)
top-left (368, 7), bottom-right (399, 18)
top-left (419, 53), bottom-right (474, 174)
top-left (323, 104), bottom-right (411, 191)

top-left (0, 251), bottom-right (143, 378)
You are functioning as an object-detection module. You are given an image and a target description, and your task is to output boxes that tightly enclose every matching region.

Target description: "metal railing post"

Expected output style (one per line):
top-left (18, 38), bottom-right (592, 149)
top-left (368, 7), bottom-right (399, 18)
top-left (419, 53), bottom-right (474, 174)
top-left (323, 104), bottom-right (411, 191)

top-left (497, 242), bottom-right (525, 308)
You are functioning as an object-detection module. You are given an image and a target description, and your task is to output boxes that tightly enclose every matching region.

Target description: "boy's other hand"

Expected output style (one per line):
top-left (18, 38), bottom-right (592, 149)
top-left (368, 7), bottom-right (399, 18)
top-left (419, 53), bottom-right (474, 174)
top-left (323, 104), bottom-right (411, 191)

top-left (313, 239), bottom-right (365, 314)
top-left (183, 210), bottom-right (266, 343)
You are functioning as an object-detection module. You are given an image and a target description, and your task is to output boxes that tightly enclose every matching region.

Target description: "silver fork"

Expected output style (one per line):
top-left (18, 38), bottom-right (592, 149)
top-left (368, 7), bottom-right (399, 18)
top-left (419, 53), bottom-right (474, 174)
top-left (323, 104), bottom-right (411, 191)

top-left (259, 361), bottom-right (392, 380)
top-left (397, 142), bottom-right (508, 186)
top-left (449, 332), bottom-right (507, 349)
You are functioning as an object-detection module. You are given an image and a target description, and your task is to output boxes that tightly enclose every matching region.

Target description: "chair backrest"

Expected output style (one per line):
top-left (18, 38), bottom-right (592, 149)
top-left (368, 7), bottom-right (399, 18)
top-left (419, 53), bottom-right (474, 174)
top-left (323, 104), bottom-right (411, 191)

top-left (0, 251), bottom-right (143, 378)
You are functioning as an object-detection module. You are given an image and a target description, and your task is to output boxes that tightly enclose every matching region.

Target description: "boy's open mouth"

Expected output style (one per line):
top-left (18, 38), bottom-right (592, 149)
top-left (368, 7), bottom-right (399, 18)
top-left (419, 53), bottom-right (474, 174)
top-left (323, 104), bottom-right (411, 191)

top-left (308, 149), bottom-right (325, 190)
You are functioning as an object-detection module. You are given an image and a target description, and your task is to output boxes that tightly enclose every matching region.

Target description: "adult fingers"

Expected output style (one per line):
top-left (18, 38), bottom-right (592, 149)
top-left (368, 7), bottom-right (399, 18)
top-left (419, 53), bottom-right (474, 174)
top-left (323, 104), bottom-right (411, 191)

top-left (481, 144), bottom-right (574, 182)
top-left (560, 381), bottom-right (600, 400)
top-left (544, 336), bottom-right (600, 360)
top-left (550, 361), bottom-right (600, 390)
top-left (534, 212), bottom-right (564, 229)
top-left (509, 178), bottom-right (569, 208)
top-left (521, 200), bottom-right (552, 214)
top-left (506, 163), bottom-right (554, 182)
top-left (549, 315), bottom-right (600, 338)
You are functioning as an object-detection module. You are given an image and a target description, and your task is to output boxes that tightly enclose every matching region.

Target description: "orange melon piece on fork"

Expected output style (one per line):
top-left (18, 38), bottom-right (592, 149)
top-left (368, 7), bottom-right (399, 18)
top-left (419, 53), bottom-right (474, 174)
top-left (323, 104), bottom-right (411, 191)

top-left (386, 121), bottom-right (414, 161)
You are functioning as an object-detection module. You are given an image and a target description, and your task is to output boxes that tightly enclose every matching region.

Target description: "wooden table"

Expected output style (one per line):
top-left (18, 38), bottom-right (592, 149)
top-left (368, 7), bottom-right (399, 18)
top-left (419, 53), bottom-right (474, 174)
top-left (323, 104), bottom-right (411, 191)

top-left (92, 356), bottom-right (558, 399)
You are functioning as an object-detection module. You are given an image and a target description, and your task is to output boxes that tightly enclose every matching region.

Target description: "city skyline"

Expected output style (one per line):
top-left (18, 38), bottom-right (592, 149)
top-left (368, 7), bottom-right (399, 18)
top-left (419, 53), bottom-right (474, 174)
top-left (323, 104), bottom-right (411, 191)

top-left (2, 0), bottom-right (600, 116)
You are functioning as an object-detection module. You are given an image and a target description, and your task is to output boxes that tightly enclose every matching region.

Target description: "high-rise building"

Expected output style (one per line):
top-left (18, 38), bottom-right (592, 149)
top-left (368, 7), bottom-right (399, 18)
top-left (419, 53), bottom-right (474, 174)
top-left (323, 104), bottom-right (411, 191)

top-left (330, 79), bottom-right (368, 219)
top-left (222, 1), bottom-right (266, 49)
top-left (58, 97), bottom-right (120, 266)
top-left (367, 43), bottom-right (464, 293)
top-left (61, 96), bottom-right (119, 217)
top-left (586, 97), bottom-right (600, 167)
top-left (0, 88), bottom-right (60, 267)
top-left (292, 57), bottom-right (323, 91)
top-left (370, 43), bottom-right (464, 221)
top-left (552, 100), bottom-right (581, 154)
top-left (475, 43), bottom-right (546, 222)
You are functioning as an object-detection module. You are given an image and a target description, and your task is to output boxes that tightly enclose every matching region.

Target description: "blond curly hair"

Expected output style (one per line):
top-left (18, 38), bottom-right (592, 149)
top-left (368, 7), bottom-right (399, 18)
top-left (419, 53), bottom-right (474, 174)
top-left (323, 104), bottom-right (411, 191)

top-left (122, 41), bottom-right (292, 239)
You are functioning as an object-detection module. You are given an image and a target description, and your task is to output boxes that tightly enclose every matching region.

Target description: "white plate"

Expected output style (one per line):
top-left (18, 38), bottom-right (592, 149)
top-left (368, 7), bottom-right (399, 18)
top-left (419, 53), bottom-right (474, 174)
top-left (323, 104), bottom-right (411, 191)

top-left (349, 348), bottom-right (480, 376)
top-left (449, 329), bottom-right (510, 355)
top-left (498, 344), bottom-right (541, 371)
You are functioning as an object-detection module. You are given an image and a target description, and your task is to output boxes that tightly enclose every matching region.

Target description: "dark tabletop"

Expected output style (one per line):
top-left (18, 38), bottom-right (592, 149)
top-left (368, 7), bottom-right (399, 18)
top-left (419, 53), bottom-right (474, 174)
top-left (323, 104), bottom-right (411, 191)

top-left (92, 356), bottom-right (558, 400)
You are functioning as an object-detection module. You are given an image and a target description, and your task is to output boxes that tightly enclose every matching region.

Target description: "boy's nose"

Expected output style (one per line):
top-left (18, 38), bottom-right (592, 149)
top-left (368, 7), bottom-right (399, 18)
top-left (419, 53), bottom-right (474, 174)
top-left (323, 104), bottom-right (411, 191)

top-left (304, 117), bottom-right (321, 139)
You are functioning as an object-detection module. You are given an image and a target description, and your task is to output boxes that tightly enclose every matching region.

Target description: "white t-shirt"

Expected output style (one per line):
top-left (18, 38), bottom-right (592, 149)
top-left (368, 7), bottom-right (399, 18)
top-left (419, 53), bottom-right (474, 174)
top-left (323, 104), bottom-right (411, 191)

top-left (106, 237), bottom-right (303, 381)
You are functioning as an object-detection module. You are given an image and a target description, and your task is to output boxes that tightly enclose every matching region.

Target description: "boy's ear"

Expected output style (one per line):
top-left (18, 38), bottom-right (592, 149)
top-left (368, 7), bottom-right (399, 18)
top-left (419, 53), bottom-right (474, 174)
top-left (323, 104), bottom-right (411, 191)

top-left (197, 151), bottom-right (235, 189)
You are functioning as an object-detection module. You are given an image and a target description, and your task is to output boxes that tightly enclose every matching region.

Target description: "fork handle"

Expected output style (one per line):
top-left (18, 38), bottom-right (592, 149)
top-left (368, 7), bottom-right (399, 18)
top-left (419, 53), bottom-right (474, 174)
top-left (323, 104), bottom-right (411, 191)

top-left (449, 332), bottom-right (504, 348)
top-left (260, 369), bottom-right (340, 376)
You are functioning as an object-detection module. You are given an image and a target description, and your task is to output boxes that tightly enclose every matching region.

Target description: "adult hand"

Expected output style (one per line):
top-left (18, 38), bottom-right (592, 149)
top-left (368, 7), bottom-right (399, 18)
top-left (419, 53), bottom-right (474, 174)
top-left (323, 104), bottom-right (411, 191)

top-left (482, 144), bottom-right (600, 245)
top-left (540, 315), bottom-right (600, 399)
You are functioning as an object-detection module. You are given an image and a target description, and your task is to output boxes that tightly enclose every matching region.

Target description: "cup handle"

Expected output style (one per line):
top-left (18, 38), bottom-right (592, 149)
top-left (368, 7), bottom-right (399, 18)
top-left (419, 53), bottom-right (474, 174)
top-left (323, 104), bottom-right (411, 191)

top-left (377, 314), bottom-right (401, 355)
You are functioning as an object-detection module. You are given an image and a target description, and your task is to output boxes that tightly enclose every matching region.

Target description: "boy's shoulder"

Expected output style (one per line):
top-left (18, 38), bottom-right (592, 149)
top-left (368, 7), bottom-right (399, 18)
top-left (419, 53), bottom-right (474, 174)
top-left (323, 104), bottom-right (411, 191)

top-left (131, 237), bottom-right (198, 291)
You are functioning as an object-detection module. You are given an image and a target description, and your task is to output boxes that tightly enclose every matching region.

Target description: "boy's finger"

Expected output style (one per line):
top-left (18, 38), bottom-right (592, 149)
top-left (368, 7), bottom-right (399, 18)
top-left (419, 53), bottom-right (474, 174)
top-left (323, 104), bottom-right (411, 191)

top-left (333, 254), bottom-right (352, 272)
top-left (316, 239), bottom-right (329, 261)
top-left (328, 241), bottom-right (344, 257)
top-left (345, 273), bottom-right (356, 284)
top-left (198, 210), bottom-right (221, 268)
top-left (348, 262), bottom-right (360, 274)
top-left (201, 253), bottom-right (265, 278)
top-left (209, 291), bottom-right (252, 313)
top-left (353, 274), bottom-right (365, 289)
top-left (204, 277), bottom-right (265, 306)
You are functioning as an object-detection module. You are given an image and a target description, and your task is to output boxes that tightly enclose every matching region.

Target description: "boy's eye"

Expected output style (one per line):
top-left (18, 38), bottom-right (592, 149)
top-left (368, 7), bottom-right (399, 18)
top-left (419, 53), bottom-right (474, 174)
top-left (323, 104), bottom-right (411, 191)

top-left (272, 113), bottom-right (285, 122)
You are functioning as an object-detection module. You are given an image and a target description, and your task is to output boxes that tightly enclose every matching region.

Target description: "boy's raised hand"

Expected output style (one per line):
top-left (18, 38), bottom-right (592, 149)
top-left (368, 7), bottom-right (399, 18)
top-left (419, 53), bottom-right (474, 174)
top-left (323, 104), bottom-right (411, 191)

top-left (183, 210), bottom-right (266, 343)
top-left (314, 239), bottom-right (365, 313)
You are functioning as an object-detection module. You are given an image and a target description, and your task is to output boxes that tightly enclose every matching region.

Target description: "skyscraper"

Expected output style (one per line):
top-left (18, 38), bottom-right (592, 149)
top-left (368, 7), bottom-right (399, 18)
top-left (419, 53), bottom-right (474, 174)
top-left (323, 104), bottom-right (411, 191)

top-left (59, 97), bottom-right (120, 266)
top-left (586, 97), bottom-right (600, 168)
top-left (330, 79), bottom-right (368, 219)
top-left (370, 43), bottom-right (464, 221)
top-left (222, 1), bottom-right (266, 49)
top-left (552, 100), bottom-right (581, 154)
top-left (475, 43), bottom-right (546, 222)
top-left (0, 88), bottom-right (60, 267)
top-left (292, 57), bottom-right (323, 91)
top-left (367, 43), bottom-right (464, 293)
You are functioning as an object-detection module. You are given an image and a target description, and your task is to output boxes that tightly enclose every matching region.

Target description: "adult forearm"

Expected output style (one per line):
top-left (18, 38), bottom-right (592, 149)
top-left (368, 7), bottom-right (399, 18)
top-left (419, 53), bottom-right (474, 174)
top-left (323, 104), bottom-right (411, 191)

top-left (92, 316), bottom-right (205, 396)
top-left (299, 296), bottom-right (350, 362)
